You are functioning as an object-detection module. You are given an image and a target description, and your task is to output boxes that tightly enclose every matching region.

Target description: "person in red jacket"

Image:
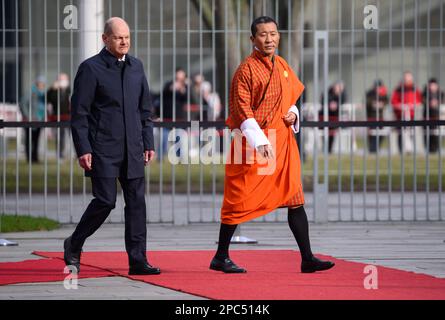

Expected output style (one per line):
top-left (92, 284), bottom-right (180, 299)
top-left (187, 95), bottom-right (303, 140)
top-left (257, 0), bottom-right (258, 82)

top-left (391, 72), bottom-right (422, 153)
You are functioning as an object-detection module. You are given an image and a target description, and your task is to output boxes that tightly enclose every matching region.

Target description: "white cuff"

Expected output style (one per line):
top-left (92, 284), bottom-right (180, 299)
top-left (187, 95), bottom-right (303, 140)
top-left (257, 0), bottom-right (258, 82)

top-left (288, 105), bottom-right (300, 133)
top-left (240, 118), bottom-right (271, 149)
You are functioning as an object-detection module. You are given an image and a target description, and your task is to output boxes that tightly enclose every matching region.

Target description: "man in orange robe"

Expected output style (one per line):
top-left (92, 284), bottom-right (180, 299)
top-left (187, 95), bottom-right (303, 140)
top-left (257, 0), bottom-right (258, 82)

top-left (209, 16), bottom-right (335, 274)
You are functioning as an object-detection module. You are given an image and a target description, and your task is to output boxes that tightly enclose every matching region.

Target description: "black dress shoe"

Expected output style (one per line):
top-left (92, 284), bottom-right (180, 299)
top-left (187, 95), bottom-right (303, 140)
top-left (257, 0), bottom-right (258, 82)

top-left (209, 257), bottom-right (247, 273)
top-left (301, 256), bottom-right (335, 273)
top-left (129, 262), bottom-right (161, 275)
top-left (63, 236), bottom-right (81, 273)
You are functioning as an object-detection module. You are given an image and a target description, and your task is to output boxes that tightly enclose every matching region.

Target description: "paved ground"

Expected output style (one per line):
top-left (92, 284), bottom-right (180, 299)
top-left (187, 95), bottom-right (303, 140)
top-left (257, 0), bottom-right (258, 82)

top-left (1, 221), bottom-right (445, 299)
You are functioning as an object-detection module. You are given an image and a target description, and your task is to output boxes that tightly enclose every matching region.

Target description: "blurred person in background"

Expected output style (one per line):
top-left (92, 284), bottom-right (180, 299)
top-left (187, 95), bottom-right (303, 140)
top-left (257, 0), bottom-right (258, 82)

top-left (422, 78), bottom-right (444, 153)
top-left (391, 71), bottom-right (422, 153)
top-left (162, 67), bottom-right (188, 122)
top-left (319, 81), bottom-right (347, 153)
top-left (366, 79), bottom-right (388, 153)
top-left (161, 67), bottom-right (188, 157)
top-left (47, 72), bottom-right (71, 159)
top-left (201, 81), bottom-right (222, 121)
top-left (19, 75), bottom-right (46, 163)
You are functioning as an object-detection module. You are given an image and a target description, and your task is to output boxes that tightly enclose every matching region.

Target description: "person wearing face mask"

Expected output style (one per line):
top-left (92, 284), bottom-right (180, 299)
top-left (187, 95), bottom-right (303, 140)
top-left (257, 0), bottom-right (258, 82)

top-left (161, 68), bottom-right (189, 157)
top-left (19, 76), bottom-right (47, 163)
top-left (319, 81), bottom-right (347, 153)
top-left (47, 73), bottom-right (71, 159)
top-left (366, 79), bottom-right (389, 153)
top-left (391, 72), bottom-right (422, 153)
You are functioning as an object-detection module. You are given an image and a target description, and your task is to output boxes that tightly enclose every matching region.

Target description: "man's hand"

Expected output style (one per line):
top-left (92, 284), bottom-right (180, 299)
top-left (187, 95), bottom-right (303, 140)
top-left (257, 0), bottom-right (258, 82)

top-left (257, 144), bottom-right (274, 160)
top-left (282, 112), bottom-right (296, 127)
top-left (79, 153), bottom-right (92, 171)
top-left (145, 150), bottom-right (155, 165)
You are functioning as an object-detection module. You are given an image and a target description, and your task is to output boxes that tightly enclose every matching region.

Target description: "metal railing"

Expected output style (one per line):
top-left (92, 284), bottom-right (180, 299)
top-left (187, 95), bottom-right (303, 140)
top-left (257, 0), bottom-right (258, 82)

top-left (1, 0), bottom-right (444, 225)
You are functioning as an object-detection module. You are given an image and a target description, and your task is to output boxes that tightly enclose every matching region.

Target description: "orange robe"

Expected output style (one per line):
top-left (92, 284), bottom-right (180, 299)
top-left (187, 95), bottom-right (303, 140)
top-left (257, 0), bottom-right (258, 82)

top-left (221, 49), bottom-right (305, 225)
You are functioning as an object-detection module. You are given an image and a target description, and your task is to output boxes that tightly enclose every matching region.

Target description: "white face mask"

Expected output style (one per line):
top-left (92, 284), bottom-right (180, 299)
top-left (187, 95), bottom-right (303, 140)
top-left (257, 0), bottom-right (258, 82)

top-left (59, 79), bottom-right (69, 89)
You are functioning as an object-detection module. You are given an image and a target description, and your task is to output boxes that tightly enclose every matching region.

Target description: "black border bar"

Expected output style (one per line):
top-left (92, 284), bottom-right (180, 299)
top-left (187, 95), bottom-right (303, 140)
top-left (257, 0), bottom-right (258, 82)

top-left (1, 119), bottom-right (445, 129)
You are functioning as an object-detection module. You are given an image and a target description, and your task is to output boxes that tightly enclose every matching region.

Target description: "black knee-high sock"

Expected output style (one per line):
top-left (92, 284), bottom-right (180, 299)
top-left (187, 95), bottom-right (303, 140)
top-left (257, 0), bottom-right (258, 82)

top-left (215, 223), bottom-right (238, 261)
top-left (288, 206), bottom-right (313, 261)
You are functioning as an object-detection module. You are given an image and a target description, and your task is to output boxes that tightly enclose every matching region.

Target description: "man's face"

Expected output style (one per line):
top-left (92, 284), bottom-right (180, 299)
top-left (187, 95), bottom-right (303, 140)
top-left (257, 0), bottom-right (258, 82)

top-left (429, 82), bottom-right (438, 92)
top-left (36, 81), bottom-right (45, 92)
top-left (333, 83), bottom-right (344, 95)
top-left (102, 21), bottom-right (131, 58)
top-left (250, 22), bottom-right (280, 57)
top-left (403, 73), bottom-right (414, 86)
top-left (194, 74), bottom-right (204, 85)
top-left (58, 73), bottom-right (70, 89)
top-left (176, 70), bottom-right (186, 83)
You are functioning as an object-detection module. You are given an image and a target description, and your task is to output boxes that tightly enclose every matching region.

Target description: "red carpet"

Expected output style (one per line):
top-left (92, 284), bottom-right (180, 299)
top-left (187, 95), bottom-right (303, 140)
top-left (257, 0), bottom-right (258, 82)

top-left (0, 258), bottom-right (115, 286)
top-left (33, 250), bottom-right (445, 300)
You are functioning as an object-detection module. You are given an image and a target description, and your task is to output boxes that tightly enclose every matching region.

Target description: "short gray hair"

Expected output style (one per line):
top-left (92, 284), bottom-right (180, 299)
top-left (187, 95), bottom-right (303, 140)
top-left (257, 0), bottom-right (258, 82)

top-left (103, 17), bottom-right (129, 36)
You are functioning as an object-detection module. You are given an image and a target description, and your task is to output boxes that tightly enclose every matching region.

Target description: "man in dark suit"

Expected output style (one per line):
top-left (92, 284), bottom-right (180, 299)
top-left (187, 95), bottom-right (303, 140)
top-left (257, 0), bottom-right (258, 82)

top-left (64, 17), bottom-right (160, 275)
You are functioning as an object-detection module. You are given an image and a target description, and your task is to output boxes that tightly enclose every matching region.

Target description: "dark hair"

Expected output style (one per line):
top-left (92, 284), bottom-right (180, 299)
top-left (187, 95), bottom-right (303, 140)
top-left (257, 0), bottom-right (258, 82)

top-left (251, 16), bottom-right (278, 37)
top-left (428, 77), bottom-right (438, 84)
top-left (373, 79), bottom-right (384, 87)
top-left (175, 67), bottom-right (186, 74)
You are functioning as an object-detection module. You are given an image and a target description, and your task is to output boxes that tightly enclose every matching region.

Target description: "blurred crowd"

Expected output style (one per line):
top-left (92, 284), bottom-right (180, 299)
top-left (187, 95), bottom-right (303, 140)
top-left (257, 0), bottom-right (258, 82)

top-left (19, 73), bottom-right (71, 162)
top-left (17, 69), bottom-right (443, 163)
top-left (319, 71), bottom-right (444, 154)
top-left (18, 68), bottom-right (223, 162)
top-left (151, 68), bottom-right (222, 157)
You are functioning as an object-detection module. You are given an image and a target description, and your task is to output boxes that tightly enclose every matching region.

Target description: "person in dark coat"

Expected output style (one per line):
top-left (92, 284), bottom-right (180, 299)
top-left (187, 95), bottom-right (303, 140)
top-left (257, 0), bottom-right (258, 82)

top-left (47, 73), bottom-right (71, 159)
top-left (160, 68), bottom-right (189, 157)
top-left (319, 81), bottom-right (347, 153)
top-left (65, 17), bottom-right (160, 276)
top-left (366, 79), bottom-right (388, 153)
top-left (422, 78), bottom-right (444, 153)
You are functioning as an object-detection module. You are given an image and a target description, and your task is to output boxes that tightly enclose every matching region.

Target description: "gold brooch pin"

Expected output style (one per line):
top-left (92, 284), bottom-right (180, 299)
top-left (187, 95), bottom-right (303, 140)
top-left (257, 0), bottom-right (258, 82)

top-left (283, 70), bottom-right (288, 78)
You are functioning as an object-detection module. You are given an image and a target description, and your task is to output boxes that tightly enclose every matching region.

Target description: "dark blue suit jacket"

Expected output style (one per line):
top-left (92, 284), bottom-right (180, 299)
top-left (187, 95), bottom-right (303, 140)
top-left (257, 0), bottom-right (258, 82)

top-left (71, 47), bottom-right (155, 179)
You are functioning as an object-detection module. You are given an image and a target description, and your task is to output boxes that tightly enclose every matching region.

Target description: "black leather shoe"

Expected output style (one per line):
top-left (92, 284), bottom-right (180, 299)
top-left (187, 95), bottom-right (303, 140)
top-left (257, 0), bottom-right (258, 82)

top-left (301, 256), bottom-right (335, 273)
top-left (63, 236), bottom-right (81, 274)
top-left (129, 262), bottom-right (161, 275)
top-left (209, 257), bottom-right (247, 273)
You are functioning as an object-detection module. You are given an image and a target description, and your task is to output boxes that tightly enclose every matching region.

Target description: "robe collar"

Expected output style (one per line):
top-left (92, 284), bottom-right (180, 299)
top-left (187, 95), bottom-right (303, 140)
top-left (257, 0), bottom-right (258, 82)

top-left (252, 47), bottom-right (275, 71)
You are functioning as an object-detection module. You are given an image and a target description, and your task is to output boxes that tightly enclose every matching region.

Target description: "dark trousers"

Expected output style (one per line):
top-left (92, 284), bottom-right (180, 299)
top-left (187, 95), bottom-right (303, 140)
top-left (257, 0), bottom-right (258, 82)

top-left (368, 135), bottom-right (384, 153)
top-left (25, 128), bottom-right (41, 162)
top-left (425, 134), bottom-right (439, 153)
top-left (71, 176), bottom-right (148, 266)
top-left (325, 135), bottom-right (335, 153)
top-left (56, 128), bottom-right (67, 158)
